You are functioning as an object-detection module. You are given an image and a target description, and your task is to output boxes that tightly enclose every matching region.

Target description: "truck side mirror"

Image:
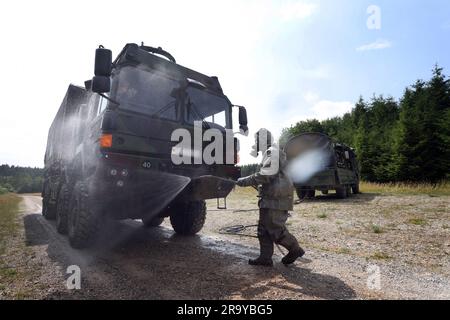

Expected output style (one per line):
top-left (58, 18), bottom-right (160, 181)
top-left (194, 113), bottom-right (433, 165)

top-left (238, 106), bottom-right (248, 136)
top-left (91, 46), bottom-right (112, 94)
top-left (95, 46), bottom-right (112, 77)
top-left (92, 76), bottom-right (110, 93)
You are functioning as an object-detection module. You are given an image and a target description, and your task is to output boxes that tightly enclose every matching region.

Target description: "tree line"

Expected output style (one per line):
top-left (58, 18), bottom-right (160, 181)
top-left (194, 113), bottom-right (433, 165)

top-left (0, 164), bottom-right (44, 194)
top-left (277, 66), bottom-right (449, 183)
top-left (1, 66), bottom-right (449, 190)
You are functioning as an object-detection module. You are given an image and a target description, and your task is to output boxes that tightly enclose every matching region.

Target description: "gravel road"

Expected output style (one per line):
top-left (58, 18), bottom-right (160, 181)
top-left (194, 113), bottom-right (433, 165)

top-left (1, 193), bottom-right (449, 300)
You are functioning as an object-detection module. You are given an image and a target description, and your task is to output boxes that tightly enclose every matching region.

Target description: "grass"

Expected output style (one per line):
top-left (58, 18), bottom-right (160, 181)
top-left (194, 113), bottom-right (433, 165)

top-left (317, 213), bottom-right (328, 219)
top-left (371, 224), bottom-right (383, 234)
top-left (370, 252), bottom-right (391, 260)
top-left (360, 181), bottom-right (450, 196)
top-left (230, 187), bottom-right (257, 198)
top-left (0, 193), bottom-right (22, 294)
top-left (408, 217), bottom-right (427, 226)
top-left (336, 247), bottom-right (352, 254)
top-left (232, 180), bottom-right (450, 197)
top-left (0, 193), bottom-right (21, 255)
top-left (0, 268), bottom-right (18, 277)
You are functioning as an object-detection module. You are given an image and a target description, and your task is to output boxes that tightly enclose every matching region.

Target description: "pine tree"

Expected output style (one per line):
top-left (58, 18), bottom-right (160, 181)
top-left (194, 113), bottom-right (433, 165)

top-left (280, 65), bottom-right (449, 183)
top-left (396, 66), bottom-right (450, 182)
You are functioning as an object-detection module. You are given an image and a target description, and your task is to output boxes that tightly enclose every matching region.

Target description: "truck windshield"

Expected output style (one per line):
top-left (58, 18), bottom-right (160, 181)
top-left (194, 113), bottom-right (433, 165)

top-left (112, 66), bottom-right (180, 120)
top-left (185, 87), bottom-right (231, 129)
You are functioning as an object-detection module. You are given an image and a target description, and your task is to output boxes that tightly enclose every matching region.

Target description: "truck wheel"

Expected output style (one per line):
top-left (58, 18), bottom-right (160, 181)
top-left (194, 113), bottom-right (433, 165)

top-left (170, 201), bottom-right (206, 235)
top-left (352, 183), bottom-right (360, 194)
top-left (295, 188), bottom-right (308, 200)
top-left (335, 187), bottom-right (347, 199)
top-left (321, 190), bottom-right (329, 195)
top-left (56, 184), bottom-right (70, 234)
top-left (142, 216), bottom-right (164, 227)
top-left (306, 190), bottom-right (315, 199)
top-left (68, 181), bottom-right (99, 249)
top-left (42, 183), bottom-right (56, 220)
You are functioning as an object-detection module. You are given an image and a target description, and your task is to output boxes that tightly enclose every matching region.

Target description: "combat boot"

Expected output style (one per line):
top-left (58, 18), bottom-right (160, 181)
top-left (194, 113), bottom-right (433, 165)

top-left (281, 246), bottom-right (305, 265)
top-left (249, 235), bottom-right (274, 267)
top-left (248, 257), bottom-right (274, 267)
top-left (278, 233), bottom-right (305, 265)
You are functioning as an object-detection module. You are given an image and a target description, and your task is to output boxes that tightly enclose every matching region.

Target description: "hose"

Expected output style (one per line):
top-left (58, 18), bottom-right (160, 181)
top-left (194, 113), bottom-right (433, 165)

top-left (218, 223), bottom-right (287, 255)
top-left (218, 224), bottom-right (259, 238)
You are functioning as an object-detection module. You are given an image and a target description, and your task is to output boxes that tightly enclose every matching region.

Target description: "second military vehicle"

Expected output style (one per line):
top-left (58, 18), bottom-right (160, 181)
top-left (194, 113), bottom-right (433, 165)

top-left (284, 132), bottom-right (360, 199)
top-left (43, 43), bottom-right (248, 248)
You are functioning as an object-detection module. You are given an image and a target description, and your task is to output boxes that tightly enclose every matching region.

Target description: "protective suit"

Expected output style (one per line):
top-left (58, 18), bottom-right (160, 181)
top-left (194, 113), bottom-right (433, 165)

top-left (237, 129), bottom-right (304, 266)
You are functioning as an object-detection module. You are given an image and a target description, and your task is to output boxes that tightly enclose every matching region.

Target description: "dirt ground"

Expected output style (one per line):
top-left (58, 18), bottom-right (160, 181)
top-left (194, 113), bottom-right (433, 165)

top-left (0, 190), bottom-right (449, 300)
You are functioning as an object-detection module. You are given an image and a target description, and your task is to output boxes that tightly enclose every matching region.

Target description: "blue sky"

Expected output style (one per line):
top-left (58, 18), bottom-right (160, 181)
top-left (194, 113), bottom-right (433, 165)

top-left (0, 0), bottom-right (449, 166)
top-left (255, 0), bottom-right (450, 123)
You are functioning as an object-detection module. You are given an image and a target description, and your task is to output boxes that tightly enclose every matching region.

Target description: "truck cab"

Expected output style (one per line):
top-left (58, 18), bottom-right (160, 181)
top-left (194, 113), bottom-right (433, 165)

top-left (42, 43), bottom-right (248, 248)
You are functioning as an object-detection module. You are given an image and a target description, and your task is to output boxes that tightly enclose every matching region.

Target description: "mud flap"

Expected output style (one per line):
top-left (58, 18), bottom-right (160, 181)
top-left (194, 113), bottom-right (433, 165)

top-left (189, 175), bottom-right (236, 201)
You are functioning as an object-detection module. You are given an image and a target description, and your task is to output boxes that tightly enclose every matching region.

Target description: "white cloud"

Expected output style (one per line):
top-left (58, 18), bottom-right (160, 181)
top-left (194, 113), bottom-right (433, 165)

top-left (297, 92), bottom-right (354, 121)
top-left (280, 93), bottom-right (354, 129)
top-left (279, 1), bottom-right (318, 21)
top-left (356, 39), bottom-right (392, 51)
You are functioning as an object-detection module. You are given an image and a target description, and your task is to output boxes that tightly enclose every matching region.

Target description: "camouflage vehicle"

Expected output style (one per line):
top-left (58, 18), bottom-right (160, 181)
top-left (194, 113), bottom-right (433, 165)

top-left (42, 43), bottom-right (248, 248)
top-left (284, 133), bottom-right (360, 199)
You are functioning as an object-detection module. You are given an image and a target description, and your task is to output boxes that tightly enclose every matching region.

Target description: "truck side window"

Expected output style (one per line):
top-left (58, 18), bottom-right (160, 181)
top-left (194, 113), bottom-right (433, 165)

top-left (185, 87), bottom-right (231, 128)
top-left (204, 110), bottom-right (226, 127)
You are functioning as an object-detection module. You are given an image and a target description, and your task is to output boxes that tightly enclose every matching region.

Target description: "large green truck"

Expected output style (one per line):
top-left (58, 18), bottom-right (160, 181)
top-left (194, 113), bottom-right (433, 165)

top-left (42, 43), bottom-right (248, 248)
top-left (284, 133), bottom-right (360, 199)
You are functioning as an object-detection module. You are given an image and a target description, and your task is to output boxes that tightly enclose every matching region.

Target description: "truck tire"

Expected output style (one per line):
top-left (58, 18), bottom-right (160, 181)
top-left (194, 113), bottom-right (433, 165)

top-left (335, 187), bottom-right (347, 199)
top-left (68, 181), bottom-right (99, 249)
top-left (170, 200), bottom-right (206, 235)
top-left (142, 216), bottom-right (164, 227)
top-left (56, 184), bottom-right (70, 234)
top-left (42, 183), bottom-right (56, 220)
top-left (306, 190), bottom-right (315, 199)
top-left (296, 188), bottom-right (308, 200)
top-left (321, 190), bottom-right (329, 195)
top-left (352, 183), bottom-right (360, 194)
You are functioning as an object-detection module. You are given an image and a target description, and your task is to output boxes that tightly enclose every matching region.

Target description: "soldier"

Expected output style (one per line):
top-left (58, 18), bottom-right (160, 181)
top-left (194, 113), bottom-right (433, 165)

top-left (236, 129), bottom-right (305, 266)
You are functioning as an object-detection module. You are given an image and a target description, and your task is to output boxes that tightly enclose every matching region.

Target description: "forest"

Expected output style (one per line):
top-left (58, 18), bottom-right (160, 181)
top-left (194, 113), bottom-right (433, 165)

top-left (246, 66), bottom-right (450, 183)
top-left (0, 164), bottom-right (44, 194)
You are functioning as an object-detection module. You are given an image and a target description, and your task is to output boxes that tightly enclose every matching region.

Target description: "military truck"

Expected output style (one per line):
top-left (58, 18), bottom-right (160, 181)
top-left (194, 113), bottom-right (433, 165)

top-left (42, 43), bottom-right (248, 248)
top-left (284, 133), bottom-right (359, 199)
